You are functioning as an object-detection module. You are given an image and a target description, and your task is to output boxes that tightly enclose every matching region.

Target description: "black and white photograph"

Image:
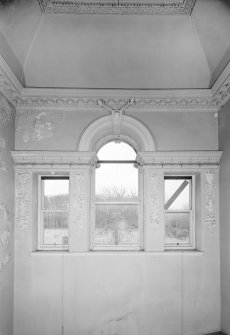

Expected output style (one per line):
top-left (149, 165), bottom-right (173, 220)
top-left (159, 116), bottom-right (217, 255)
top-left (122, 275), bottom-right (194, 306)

top-left (0, 0), bottom-right (230, 334)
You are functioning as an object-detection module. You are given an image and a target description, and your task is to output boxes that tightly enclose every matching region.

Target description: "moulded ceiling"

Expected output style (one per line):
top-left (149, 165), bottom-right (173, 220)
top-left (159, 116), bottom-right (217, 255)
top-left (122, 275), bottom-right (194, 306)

top-left (38, 0), bottom-right (196, 15)
top-left (0, 0), bottom-right (229, 90)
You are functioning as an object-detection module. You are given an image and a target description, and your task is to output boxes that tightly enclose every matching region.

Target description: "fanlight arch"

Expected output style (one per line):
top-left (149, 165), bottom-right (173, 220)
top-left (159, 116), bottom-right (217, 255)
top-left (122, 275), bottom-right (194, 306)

top-left (78, 114), bottom-right (155, 152)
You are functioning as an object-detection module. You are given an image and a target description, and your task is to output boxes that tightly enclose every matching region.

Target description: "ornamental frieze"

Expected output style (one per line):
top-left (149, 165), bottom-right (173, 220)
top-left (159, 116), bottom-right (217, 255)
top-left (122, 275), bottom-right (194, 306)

top-left (38, 0), bottom-right (196, 15)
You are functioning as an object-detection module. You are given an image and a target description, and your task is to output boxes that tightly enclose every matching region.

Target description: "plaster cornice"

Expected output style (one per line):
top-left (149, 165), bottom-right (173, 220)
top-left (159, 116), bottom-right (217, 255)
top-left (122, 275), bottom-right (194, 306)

top-left (16, 89), bottom-right (216, 112)
top-left (38, 0), bottom-right (196, 15)
top-left (12, 151), bottom-right (98, 166)
top-left (0, 57), bottom-right (22, 105)
top-left (137, 151), bottom-right (222, 166)
top-left (1, 55), bottom-right (230, 113)
top-left (211, 62), bottom-right (230, 109)
top-left (12, 150), bottom-right (222, 167)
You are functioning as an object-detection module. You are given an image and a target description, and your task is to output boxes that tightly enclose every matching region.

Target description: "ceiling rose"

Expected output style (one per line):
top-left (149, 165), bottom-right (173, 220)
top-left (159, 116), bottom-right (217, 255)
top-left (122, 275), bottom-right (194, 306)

top-left (38, 0), bottom-right (196, 15)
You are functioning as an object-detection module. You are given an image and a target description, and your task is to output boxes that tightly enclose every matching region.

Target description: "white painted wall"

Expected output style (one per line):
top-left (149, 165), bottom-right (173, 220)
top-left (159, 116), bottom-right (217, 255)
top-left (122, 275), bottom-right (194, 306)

top-left (0, 93), bottom-right (15, 335)
top-left (13, 110), bottom-right (222, 335)
top-left (15, 110), bottom-right (218, 151)
top-left (219, 99), bottom-right (230, 335)
top-left (14, 250), bottom-right (221, 335)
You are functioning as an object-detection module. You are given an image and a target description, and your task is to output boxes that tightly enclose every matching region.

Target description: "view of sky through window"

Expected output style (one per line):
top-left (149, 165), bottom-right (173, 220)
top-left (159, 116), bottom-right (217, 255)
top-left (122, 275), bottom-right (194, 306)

top-left (165, 179), bottom-right (190, 210)
top-left (44, 179), bottom-right (69, 196)
top-left (96, 142), bottom-right (138, 199)
top-left (97, 141), bottom-right (136, 160)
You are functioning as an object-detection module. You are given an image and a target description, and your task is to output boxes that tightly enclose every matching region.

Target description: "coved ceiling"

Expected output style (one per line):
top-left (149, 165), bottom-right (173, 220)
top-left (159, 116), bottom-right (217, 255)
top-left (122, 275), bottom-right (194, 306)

top-left (0, 0), bottom-right (229, 90)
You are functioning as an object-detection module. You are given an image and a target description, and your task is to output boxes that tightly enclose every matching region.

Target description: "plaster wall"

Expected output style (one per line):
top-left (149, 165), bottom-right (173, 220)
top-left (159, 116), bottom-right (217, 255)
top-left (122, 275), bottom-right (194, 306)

top-left (14, 249), bottom-right (220, 335)
top-left (15, 110), bottom-right (218, 151)
top-left (13, 110), bottom-right (222, 335)
top-left (218, 100), bottom-right (230, 335)
top-left (0, 93), bottom-right (15, 335)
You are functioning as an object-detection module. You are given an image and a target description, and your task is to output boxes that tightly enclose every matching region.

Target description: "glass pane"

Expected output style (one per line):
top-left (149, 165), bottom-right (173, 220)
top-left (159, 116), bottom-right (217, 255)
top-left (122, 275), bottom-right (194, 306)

top-left (95, 204), bottom-right (139, 246)
top-left (97, 141), bottom-right (136, 161)
top-left (96, 164), bottom-right (138, 201)
top-left (165, 212), bottom-right (190, 245)
top-left (43, 212), bottom-right (68, 246)
top-left (43, 178), bottom-right (69, 210)
top-left (165, 179), bottom-right (190, 211)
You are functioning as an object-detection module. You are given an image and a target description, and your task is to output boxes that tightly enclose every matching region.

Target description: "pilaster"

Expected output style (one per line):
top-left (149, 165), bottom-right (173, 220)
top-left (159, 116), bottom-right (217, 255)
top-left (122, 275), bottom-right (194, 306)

top-left (69, 168), bottom-right (91, 252)
top-left (143, 167), bottom-right (164, 251)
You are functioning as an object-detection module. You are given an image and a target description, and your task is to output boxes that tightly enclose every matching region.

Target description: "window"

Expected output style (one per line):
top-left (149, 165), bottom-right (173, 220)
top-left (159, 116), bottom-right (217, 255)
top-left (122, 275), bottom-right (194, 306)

top-left (92, 141), bottom-right (142, 250)
top-left (164, 176), bottom-right (195, 249)
top-left (38, 176), bottom-right (69, 250)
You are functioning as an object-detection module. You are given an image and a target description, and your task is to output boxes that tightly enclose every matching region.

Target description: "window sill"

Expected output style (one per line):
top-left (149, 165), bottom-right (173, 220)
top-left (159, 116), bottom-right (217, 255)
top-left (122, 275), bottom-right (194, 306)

top-left (30, 250), bottom-right (204, 256)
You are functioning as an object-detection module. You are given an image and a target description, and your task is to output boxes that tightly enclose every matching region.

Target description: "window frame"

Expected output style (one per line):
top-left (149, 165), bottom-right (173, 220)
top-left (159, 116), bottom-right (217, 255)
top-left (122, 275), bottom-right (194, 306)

top-left (164, 175), bottom-right (195, 250)
top-left (90, 143), bottom-right (143, 251)
top-left (38, 175), bottom-right (70, 251)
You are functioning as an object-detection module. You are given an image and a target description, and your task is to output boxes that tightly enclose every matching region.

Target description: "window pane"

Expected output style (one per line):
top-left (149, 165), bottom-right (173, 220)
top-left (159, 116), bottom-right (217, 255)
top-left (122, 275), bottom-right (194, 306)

top-left (97, 141), bottom-right (136, 160)
top-left (43, 212), bottom-right (68, 246)
top-left (43, 179), bottom-right (69, 210)
top-left (96, 164), bottom-right (138, 201)
top-left (95, 204), bottom-right (138, 245)
top-left (165, 212), bottom-right (190, 245)
top-left (165, 179), bottom-right (190, 211)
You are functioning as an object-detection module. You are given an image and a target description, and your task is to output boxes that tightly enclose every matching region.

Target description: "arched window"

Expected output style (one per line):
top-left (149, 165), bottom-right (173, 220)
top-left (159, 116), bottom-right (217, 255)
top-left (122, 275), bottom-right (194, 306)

top-left (91, 141), bottom-right (142, 250)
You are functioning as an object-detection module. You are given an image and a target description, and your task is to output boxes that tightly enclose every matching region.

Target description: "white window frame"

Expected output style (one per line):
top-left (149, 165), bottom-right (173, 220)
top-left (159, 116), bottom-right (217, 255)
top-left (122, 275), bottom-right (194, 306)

top-left (38, 175), bottom-right (70, 251)
top-left (91, 159), bottom-right (143, 251)
top-left (164, 175), bottom-right (195, 250)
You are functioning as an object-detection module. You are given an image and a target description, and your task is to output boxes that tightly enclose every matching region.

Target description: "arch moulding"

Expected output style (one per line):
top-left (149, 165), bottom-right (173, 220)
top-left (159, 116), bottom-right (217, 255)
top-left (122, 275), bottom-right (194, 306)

top-left (78, 114), bottom-right (156, 152)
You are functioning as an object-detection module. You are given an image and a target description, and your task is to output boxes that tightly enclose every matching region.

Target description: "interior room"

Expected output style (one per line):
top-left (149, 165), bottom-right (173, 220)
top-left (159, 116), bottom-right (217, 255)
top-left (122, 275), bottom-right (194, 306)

top-left (0, 0), bottom-right (230, 334)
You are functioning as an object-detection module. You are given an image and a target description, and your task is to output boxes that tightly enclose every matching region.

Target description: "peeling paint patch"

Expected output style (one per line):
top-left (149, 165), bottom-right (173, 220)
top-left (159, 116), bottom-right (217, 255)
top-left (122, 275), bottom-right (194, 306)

top-left (0, 94), bottom-right (12, 125)
top-left (32, 112), bottom-right (53, 141)
top-left (0, 254), bottom-right (10, 272)
top-left (0, 202), bottom-right (13, 272)
top-left (0, 158), bottom-right (7, 171)
top-left (0, 230), bottom-right (10, 245)
top-left (16, 110), bottom-right (63, 143)
top-left (0, 135), bottom-right (6, 148)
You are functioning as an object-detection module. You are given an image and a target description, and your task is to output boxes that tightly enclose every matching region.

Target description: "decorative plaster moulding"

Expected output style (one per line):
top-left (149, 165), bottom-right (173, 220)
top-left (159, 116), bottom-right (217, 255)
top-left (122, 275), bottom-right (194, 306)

top-left (12, 151), bottom-right (98, 167)
top-left (0, 57), bottom-right (22, 105)
top-left (16, 89), bottom-right (217, 112)
top-left (12, 150), bottom-right (222, 168)
top-left (137, 151), bottom-right (222, 166)
top-left (0, 55), bottom-right (230, 113)
top-left (38, 0), bottom-right (196, 15)
top-left (212, 62), bottom-right (230, 109)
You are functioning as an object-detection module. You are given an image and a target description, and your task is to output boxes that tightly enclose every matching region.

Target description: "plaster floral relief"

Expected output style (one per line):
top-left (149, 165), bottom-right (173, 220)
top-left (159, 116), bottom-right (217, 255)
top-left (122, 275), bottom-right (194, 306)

top-left (15, 172), bottom-right (32, 234)
top-left (71, 172), bottom-right (87, 230)
top-left (0, 94), bottom-right (14, 272)
top-left (205, 169), bottom-right (216, 231)
top-left (0, 134), bottom-right (5, 149)
top-left (16, 110), bottom-right (63, 143)
top-left (0, 156), bottom-right (7, 172)
top-left (0, 202), bottom-right (13, 272)
top-left (149, 172), bottom-right (161, 228)
top-left (0, 93), bottom-right (12, 125)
